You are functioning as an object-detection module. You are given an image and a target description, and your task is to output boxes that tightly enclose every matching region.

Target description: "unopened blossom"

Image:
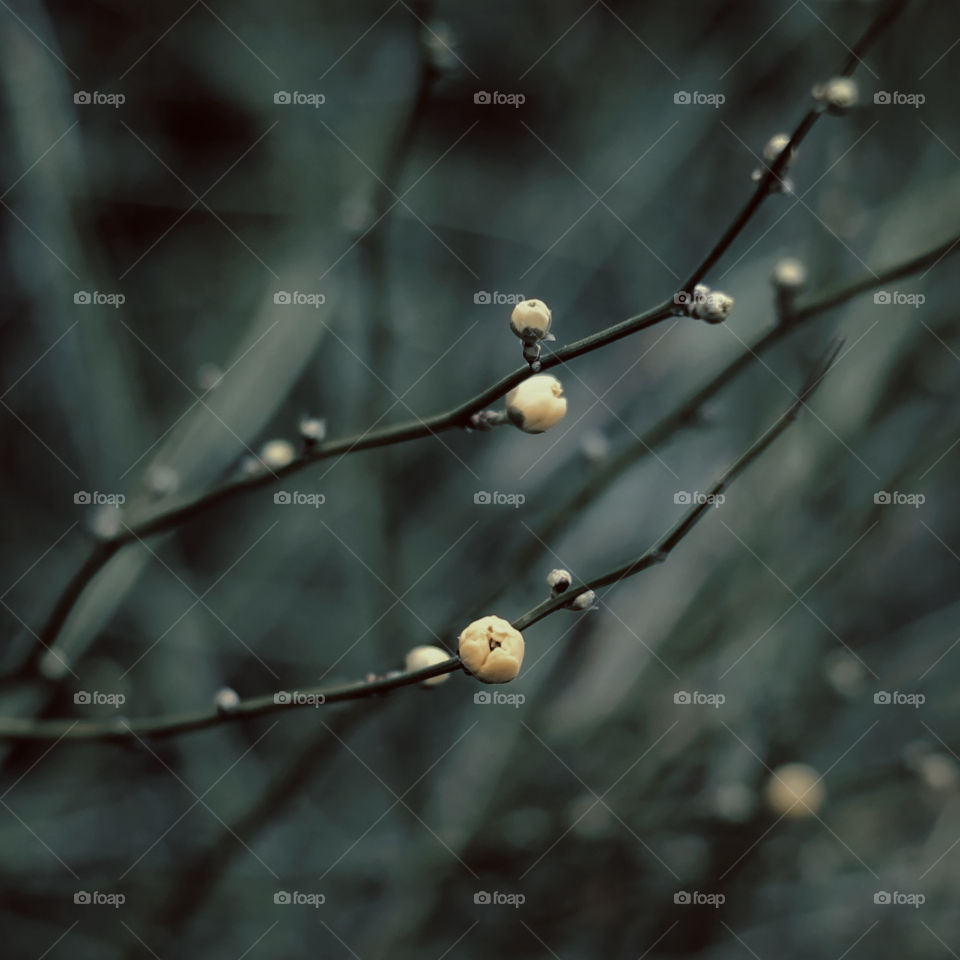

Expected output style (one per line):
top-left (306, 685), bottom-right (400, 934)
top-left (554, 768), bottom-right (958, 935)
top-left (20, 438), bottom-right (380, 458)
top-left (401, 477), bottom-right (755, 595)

top-left (505, 374), bottom-right (567, 433)
top-left (458, 615), bottom-right (524, 683)
top-left (404, 645), bottom-right (451, 687)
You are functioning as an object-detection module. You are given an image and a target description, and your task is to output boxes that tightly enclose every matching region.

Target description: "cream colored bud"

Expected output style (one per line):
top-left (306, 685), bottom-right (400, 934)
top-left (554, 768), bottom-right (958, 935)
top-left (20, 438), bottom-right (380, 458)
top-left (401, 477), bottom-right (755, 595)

top-left (510, 298), bottom-right (552, 342)
top-left (458, 615), bottom-right (524, 683)
top-left (404, 645), bottom-right (451, 687)
top-left (763, 133), bottom-right (793, 164)
top-left (570, 590), bottom-right (597, 611)
top-left (506, 375), bottom-right (567, 433)
top-left (772, 258), bottom-right (807, 289)
top-left (546, 568), bottom-right (571, 595)
top-left (765, 763), bottom-right (825, 818)
top-left (214, 687), bottom-right (241, 713)
top-left (260, 439), bottom-right (296, 469)
top-left (693, 291), bottom-right (734, 323)
top-left (813, 76), bottom-right (858, 113)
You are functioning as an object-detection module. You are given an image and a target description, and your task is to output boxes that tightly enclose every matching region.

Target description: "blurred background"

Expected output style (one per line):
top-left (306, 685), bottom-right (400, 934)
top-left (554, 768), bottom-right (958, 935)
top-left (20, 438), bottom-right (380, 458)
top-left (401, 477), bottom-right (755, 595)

top-left (1, 0), bottom-right (959, 956)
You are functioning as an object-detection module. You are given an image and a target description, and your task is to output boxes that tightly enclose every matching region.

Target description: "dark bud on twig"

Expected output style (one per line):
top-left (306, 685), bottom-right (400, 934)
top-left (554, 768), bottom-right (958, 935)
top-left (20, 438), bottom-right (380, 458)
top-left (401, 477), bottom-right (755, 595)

top-left (523, 341), bottom-right (542, 371)
top-left (467, 409), bottom-right (508, 431)
top-left (547, 568), bottom-right (572, 595)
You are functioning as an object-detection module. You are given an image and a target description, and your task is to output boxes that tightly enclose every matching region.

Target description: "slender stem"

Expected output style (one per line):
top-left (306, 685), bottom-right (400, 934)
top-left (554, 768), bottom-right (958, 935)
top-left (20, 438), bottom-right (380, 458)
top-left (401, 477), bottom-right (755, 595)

top-left (1, 344), bottom-right (841, 742)
top-left (0, 657), bottom-right (462, 741)
top-left (512, 341), bottom-right (843, 631)
top-left (682, 0), bottom-right (906, 292)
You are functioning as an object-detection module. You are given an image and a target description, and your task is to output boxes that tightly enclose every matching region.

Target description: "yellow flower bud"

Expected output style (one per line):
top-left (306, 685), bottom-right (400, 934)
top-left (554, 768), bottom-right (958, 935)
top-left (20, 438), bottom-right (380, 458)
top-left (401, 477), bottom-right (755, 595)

top-left (546, 568), bottom-right (571, 595)
top-left (772, 258), bottom-right (807, 289)
top-left (458, 615), bottom-right (524, 683)
top-left (765, 763), bottom-right (825, 818)
top-left (763, 132), bottom-right (793, 164)
top-left (510, 299), bottom-right (552, 342)
top-left (260, 439), bottom-right (296, 469)
top-left (813, 76), bottom-right (858, 113)
top-left (506, 374), bottom-right (568, 434)
top-left (404, 645), bottom-right (451, 687)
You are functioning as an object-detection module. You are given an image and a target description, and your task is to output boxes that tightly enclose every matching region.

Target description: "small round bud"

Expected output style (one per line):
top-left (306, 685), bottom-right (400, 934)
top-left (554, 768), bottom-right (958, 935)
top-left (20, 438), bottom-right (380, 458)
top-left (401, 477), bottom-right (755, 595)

top-left (772, 258), bottom-right (807, 290)
top-left (510, 299), bottom-right (552, 343)
top-left (692, 290), bottom-right (734, 323)
top-left (546, 568), bottom-right (571, 595)
top-left (813, 76), bottom-right (858, 114)
top-left (765, 763), bottom-right (825, 818)
top-left (580, 428), bottom-right (609, 463)
top-left (214, 687), bottom-right (241, 713)
top-left (299, 417), bottom-right (327, 446)
top-left (89, 504), bottom-right (123, 540)
top-left (404, 645), bottom-right (451, 687)
top-left (570, 590), bottom-right (597, 611)
top-left (505, 374), bottom-right (568, 434)
top-left (259, 439), bottom-right (296, 469)
top-left (763, 132), bottom-right (794, 164)
top-left (458, 615), bottom-right (524, 683)
top-left (146, 464), bottom-right (180, 497)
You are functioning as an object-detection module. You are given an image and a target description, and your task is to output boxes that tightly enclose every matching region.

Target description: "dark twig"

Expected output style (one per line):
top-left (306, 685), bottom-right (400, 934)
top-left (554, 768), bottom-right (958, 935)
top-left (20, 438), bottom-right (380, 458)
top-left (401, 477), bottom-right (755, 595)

top-left (0, 343), bottom-right (841, 741)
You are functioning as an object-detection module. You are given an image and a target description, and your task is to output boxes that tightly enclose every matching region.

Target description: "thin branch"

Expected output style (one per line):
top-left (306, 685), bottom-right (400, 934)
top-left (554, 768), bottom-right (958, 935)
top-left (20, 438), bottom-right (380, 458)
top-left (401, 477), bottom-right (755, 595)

top-left (0, 344), bottom-right (841, 741)
top-left (30, 0), bottom-right (907, 658)
top-left (682, 0), bottom-right (907, 292)
top-left (512, 339), bottom-right (844, 631)
top-left (497, 230), bottom-right (960, 586)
